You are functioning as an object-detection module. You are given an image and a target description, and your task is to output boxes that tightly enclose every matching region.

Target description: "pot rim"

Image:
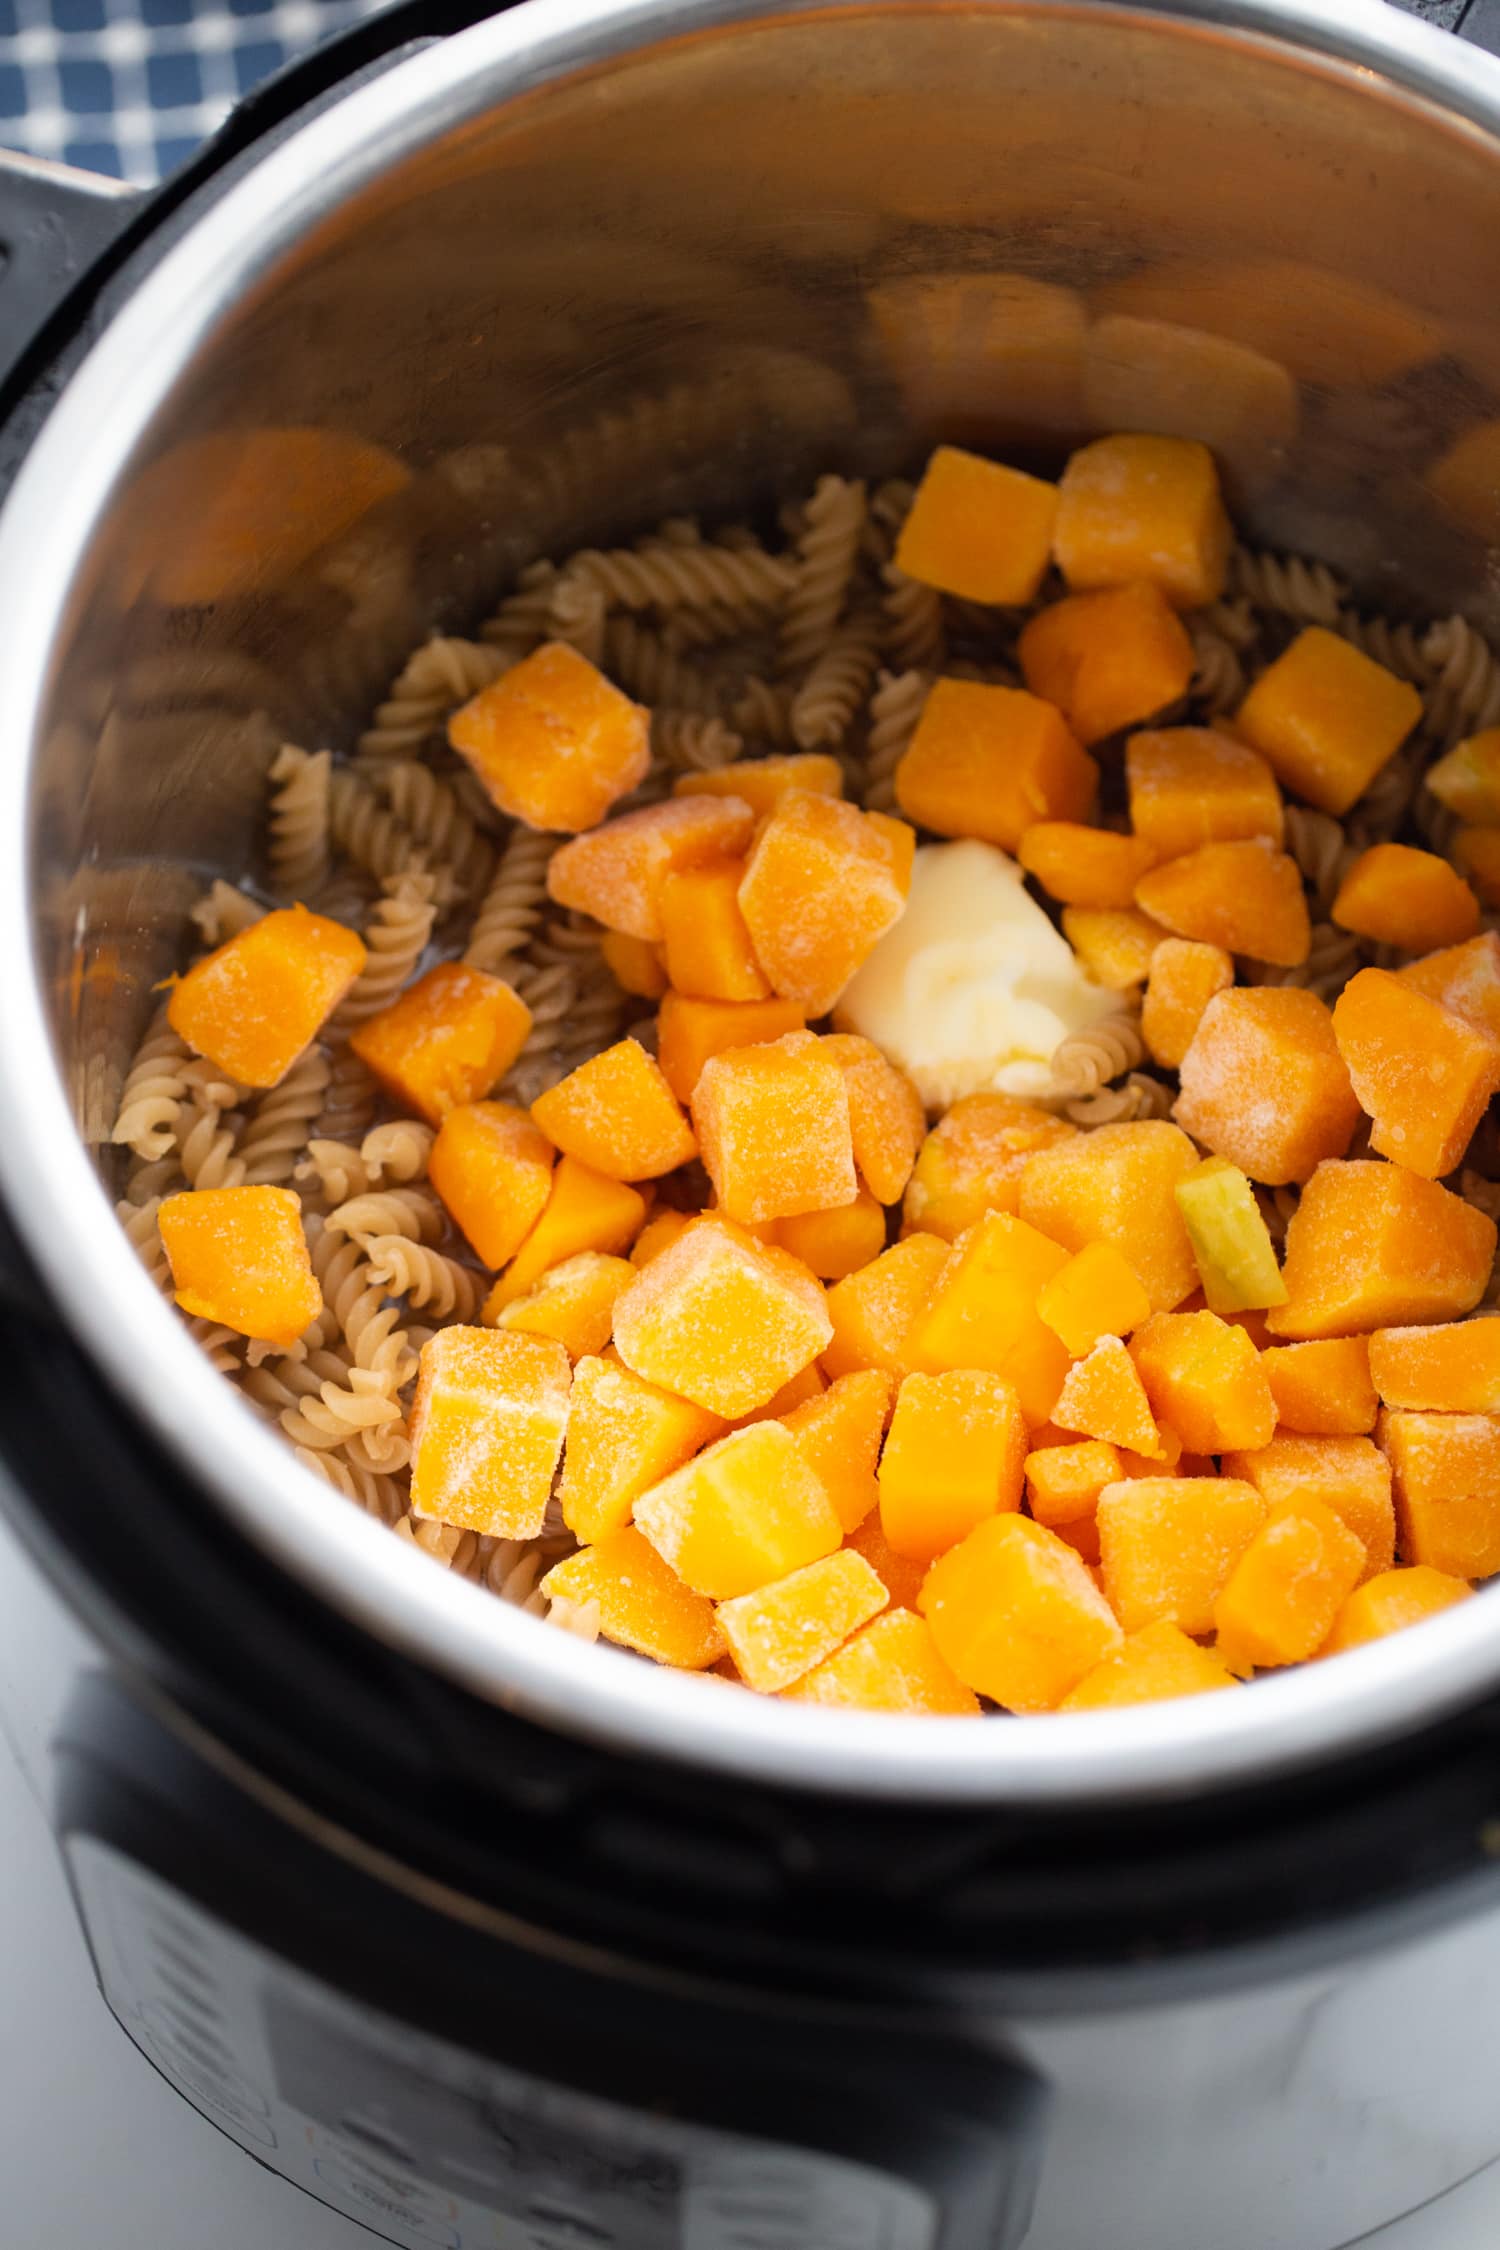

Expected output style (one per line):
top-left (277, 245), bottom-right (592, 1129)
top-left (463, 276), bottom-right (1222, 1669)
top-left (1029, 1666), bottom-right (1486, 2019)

top-left (2, 0), bottom-right (1498, 1808)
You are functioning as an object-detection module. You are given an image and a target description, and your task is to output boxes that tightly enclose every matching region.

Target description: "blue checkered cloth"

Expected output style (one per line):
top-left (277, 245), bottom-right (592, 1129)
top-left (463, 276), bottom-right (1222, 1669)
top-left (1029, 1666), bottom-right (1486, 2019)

top-left (0, 0), bottom-right (394, 185)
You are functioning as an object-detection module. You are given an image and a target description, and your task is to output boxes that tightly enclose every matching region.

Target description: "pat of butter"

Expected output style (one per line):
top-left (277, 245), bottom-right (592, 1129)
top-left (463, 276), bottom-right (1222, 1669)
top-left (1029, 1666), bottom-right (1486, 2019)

top-left (836, 838), bottom-right (1118, 1109)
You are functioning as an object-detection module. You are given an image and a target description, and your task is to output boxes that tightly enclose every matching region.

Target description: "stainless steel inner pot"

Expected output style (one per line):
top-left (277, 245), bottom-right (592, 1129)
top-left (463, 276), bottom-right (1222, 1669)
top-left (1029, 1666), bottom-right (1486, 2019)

top-left (3, 0), bottom-right (1500, 1804)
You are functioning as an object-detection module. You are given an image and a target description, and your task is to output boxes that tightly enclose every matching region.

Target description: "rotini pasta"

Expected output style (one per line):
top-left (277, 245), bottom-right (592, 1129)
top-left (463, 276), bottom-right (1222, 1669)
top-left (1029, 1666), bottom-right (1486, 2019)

top-left (862, 668), bottom-right (930, 812)
top-left (790, 606), bottom-right (882, 752)
top-left (880, 563), bottom-right (946, 673)
top-left (463, 826), bottom-right (562, 974)
top-left (267, 743), bottom-right (332, 899)
top-left (331, 873), bottom-right (439, 1031)
top-left (326, 1184), bottom-right (446, 1249)
top-left (364, 1237), bottom-right (483, 1321)
top-left (1229, 544), bottom-right (1346, 627)
top-left (356, 636), bottom-right (510, 763)
top-left (190, 880), bottom-right (265, 949)
top-left (651, 711), bottom-right (744, 772)
top-left (111, 1007), bottom-right (193, 1161)
top-left (238, 1050), bottom-right (332, 1187)
top-left (570, 538), bottom-right (793, 616)
top-left (1063, 1072), bottom-right (1175, 1126)
top-left (777, 474), bottom-right (867, 677)
top-left (1044, 1011), bottom-right (1148, 1100)
top-left (360, 1118), bottom-right (435, 1184)
top-left (372, 762), bottom-right (495, 902)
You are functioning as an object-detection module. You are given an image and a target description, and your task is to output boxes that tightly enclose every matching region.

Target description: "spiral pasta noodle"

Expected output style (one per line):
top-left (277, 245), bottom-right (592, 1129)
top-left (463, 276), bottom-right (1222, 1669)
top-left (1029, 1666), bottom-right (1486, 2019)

top-left (863, 668), bottom-right (930, 812)
top-left (570, 538), bottom-right (793, 616)
top-left (116, 1195), bottom-right (171, 1291)
top-left (464, 826), bottom-right (562, 974)
top-left (478, 559), bottom-right (558, 657)
top-left (651, 711), bottom-right (744, 772)
top-left (356, 636), bottom-right (510, 763)
top-left (1045, 1012), bottom-right (1149, 1100)
top-left (547, 573), bottom-right (609, 667)
top-left (360, 1119), bottom-right (435, 1184)
top-left (1283, 804), bottom-right (1358, 917)
top-left (880, 564), bottom-right (946, 673)
top-left (328, 768), bottom-right (442, 897)
top-left (111, 1007), bottom-right (194, 1161)
top-left (1188, 623), bottom-right (1246, 717)
top-left (1248, 922), bottom-right (1365, 1003)
top-left (1420, 614), bottom-right (1500, 750)
top-left (791, 606), bottom-right (883, 751)
top-left (373, 763), bottom-right (495, 903)
top-left (729, 674), bottom-right (796, 747)
top-left (317, 1046), bottom-right (378, 1148)
top-left (326, 1184), bottom-right (446, 1249)
top-left (1335, 607), bottom-right (1432, 685)
top-left (364, 1237), bottom-right (483, 1321)
top-left (190, 880), bottom-right (265, 949)
top-left (267, 743), bottom-right (332, 900)
top-left (238, 1050), bottom-right (333, 1188)
top-left (295, 1137), bottom-right (375, 1208)
top-left (174, 1097), bottom-right (246, 1192)
top-left (778, 475), bottom-right (867, 677)
top-left (1063, 1073), bottom-right (1175, 1126)
top-left (332, 874), bottom-right (439, 1032)
top-left (1229, 544), bottom-right (1346, 627)
top-left (603, 615), bottom-right (726, 715)
top-left (297, 1443), bottom-right (406, 1523)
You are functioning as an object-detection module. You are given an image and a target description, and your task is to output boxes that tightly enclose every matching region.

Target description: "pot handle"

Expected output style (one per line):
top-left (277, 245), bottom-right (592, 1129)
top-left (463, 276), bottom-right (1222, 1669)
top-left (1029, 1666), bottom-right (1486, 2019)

top-left (0, 150), bottom-right (140, 395)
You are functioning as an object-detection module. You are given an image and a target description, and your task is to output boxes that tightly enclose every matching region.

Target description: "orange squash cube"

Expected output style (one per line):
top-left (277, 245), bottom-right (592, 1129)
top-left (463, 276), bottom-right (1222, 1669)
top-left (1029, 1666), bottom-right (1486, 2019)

top-left (1395, 931), bottom-right (1500, 1043)
top-left (1052, 1334), bottom-right (1165, 1456)
top-left (531, 1038), bottom-right (696, 1184)
top-left (878, 1369), bottom-right (1027, 1561)
top-left (448, 639), bottom-right (651, 833)
top-left (1118, 1424), bottom-right (1185, 1477)
top-left (903, 1095), bottom-right (1076, 1241)
top-left (1452, 828), bottom-right (1500, 909)
top-left (818, 1034), bottom-right (925, 1206)
top-left (1269, 1161), bottom-right (1496, 1339)
top-left (1235, 626), bottom-right (1423, 816)
top-left (1097, 1475), bottom-right (1267, 1634)
top-left (738, 791), bottom-right (913, 1016)
top-left (350, 962), bottom-right (532, 1127)
top-left (1261, 1336), bottom-right (1378, 1435)
top-left (1024, 1439), bottom-right (1123, 1528)
top-left (774, 1191), bottom-right (887, 1281)
top-left (1135, 838), bottom-right (1309, 967)
top-left (894, 680), bottom-right (1098, 852)
top-left (1175, 987), bottom-right (1360, 1187)
top-left (1060, 906), bottom-right (1168, 990)
top-left (1221, 1432), bottom-right (1394, 1579)
top-left (783, 1368), bottom-right (893, 1533)
top-left (557, 1353), bottom-right (722, 1545)
top-left (844, 1513), bottom-right (928, 1610)
top-left (1425, 729), bottom-right (1500, 824)
top-left (1370, 1320), bottom-right (1500, 1414)
top-left (920, 1514), bottom-right (1122, 1711)
top-left (1333, 967), bottom-right (1500, 1181)
top-left (1051, 1511), bottom-right (1104, 1566)
top-left (496, 1250), bottom-right (635, 1361)
top-left (822, 1232), bottom-right (950, 1381)
top-left (1036, 1241), bottom-right (1153, 1359)
top-left (716, 1550), bottom-right (888, 1694)
top-left (692, 1032), bottom-right (856, 1226)
top-left (656, 992), bottom-right (807, 1105)
top-left (1054, 434), bottom-right (1229, 608)
top-left (893, 444), bottom-right (1059, 604)
top-left (658, 856), bottom-right (770, 1003)
top-left (429, 1100), bottom-right (555, 1269)
top-left (629, 1208), bottom-right (694, 1268)
top-left (612, 1214), bottom-right (831, 1419)
top-left (1215, 1498), bottom-right (1367, 1668)
top-left (159, 1184), bottom-right (320, 1348)
top-left (547, 795), bottom-right (756, 942)
top-left (1142, 939), bottom-right (1236, 1070)
top-left (633, 1419), bottom-right (841, 1598)
top-left (487, 1156), bottom-right (647, 1310)
top-left (599, 931), bottom-right (668, 1002)
top-left (1332, 843), bottom-right (1480, 954)
top-left (409, 1327), bottom-right (571, 1539)
top-left (785, 1607), bottom-right (980, 1714)
top-left (1059, 1621), bottom-right (1237, 1710)
top-left (1125, 728), bottom-right (1284, 860)
top-left (1321, 1564), bottom-right (1472, 1656)
top-left (1017, 823), bottom-right (1160, 909)
top-left (903, 1211), bottom-right (1072, 1425)
top-left (540, 1529), bottom-right (724, 1669)
top-left (168, 905), bottom-right (365, 1088)
top-left (729, 1363), bottom-right (827, 1429)
top-left (1381, 1407), bottom-right (1500, 1578)
top-left (1018, 581), bottom-right (1195, 746)
top-left (674, 752), bottom-right (844, 819)
top-left (1020, 1119), bottom-right (1201, 1312)
top-left (1130, 1309), bottom-right (1277, 1454)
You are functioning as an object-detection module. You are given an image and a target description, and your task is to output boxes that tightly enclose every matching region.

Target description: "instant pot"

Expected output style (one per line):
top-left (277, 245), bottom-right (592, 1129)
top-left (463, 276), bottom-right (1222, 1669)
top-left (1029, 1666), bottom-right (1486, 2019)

top-left (7, 3), bottom-right (1500, 2243)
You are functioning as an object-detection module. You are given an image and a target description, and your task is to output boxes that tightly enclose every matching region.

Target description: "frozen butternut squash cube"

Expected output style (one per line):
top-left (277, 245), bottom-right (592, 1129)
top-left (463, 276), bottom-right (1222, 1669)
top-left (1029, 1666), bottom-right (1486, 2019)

top-left (448, 640), bottom-right (651, 833)
top-left (612, 1214), bottom-right (831, 1418)
top-left (487, 1156), bottom-right (647, 1311)
top-left (1018, 581), bottom-right (1195, 746)
top-left (159, 1184), bottom-right (320, 1348)
top-left (547, 795), bottom-right (756, 942)
top-left (1426, 729), bottom-right (1500, 823)
top-left (1223, 1432), bottom-right (1393, 1579)
top-left (1135, 838), bottom-right (1309, 967)
top-left (1214, 1497), bottom-right (1367, 1668)
top-left (1060, 906), bottom-right (1168, 990)
top-left (409, 1327), bottom-right (571, 1539)
top-left (819, 1034), bottom-right (925, 1206)
top-left (634, 1419), bottom-right (841, 1598)
top-left (1097, 1475), bottom-right (1267, 1634)
top-left (675, 752), bottom-right (844, 819)
top-left (1024, 1439), bottom-right (1123, 1527)
top-left (1269, 1161), bottom-right (1496, 1339)
top-left (1020, 1119), bottom-right (1201, 1312)
top-left (878, 1369), bottom-right (1027, 1561)
top-left (1332, 842), bottom-right (1480, 954)
top-left (1321, 1564), bottom-right (1471, 1656)
top-left (496, 1250), bottom-right (635, 1361)
top-left (1333, 967), bottom-right (1500, 1180)
top-left (1053, 1334), bottom-right (1165, 1456)
top-left (693, 1031), bottom-right (856, 1226)
top-left (903, 1211), bottom-right (1072, 1425)
top-left (729, 1363), bottom-right (826, 1428)
top-left (1059, 1620), bottom-right (1237, 1710)
top-left (774, 1191), bottom-right (887, 1281)
top-left (1036, 1241), bottom-right (1153, 1359)
top-left (920, 1514), bottom-right (1122, 1711)
top-left (558, 1353), bottom-right (722, 1545)
top-left (629, 1208), bottom-right (694, 1269)
top-left (1142, 939), bottom-right (1235, 1069)
top-left (599, 931), bottom-right (668, 1001)
top-left (1381, 1407), bottom-right (1500, 1578)
top-left (785, 1607), bottom-right (980, 1714)
top-left (904, 1095), bottom-right (1076, 1241)
top-left (717, 1549), bottom-right (889, 1693)
top-left (1125, 728), bottom-right (1284, 860)
top-left (531, 1038), bottom-right (696, 1183)
top-left (1395, 930), bottom-right (1500, 1043)
top-left (350, 962), bottom-right (532, 1126)
top-left (430, 1100), bottom-right (554, 1269)
top-left (1175, 987), bottom-right (1360, 1187)
top-left (169, 905), bottom-right (365, 1088)
top-left (1261, 1335), bottom-right (1378, 1435)
top-left (1235, 626), bottom-right (1423, 816)
top-left (894, 444), bottom-right (1059, 604)
top-left (1017, 822), bottom-right (1160, 909)
top-left (1453, 827), bottom-right (1500, 909)
top-left (822, 1231), bottom-right (950, 1380)
top-left (738, 791), bottom-right (913, 1015)
top-left (844, 1512), bottom-right (928, 1610)
top-left (895, 680), bottom-right (1097, 853)
top-left (541, 1529), bottom-right (724, 1669)
top-left (783, 1367), bottom-right (892, 1533)
top-left (1174, 1157), bottom-right (1287, 1314)
top-left (1371, 1320), bottom-right (1500, 1414)
top-left (658, 855), bottom-right (770, 1003)
top-left (1054, 434), bottom-right (1230, 609)
top-left (656, 992), bottom-right (807, 1104)
top-left (1130, 1310), bottom-right (1277, 1454)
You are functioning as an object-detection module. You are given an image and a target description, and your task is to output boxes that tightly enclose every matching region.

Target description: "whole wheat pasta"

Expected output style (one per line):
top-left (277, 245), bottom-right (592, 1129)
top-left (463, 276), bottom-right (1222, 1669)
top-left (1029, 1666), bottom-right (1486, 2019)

top-left (1063, 1073), bottom-right (1176, 1126)
top-left (478, 558), bottom-right (558, 656)
top-left (791, 605), bottom-right (883, 751)
top-left (116, 1195), bottom-right (170, 1291)
top-left (296, 1137), bottom-right (375, 1208)
top-left (1349, 744), bottom-right (1425, 847)
top-left (463, 826), bottom-right (562, 974)
top-left (569, 537), bottom-right (793, 616)
top-left (1188, 623), bottom-right (1246, 717)
top-left (308, 1222), bottom-right (419, 1388)
top-left (546, 1593), bottom-right (603, 1641)
top-left (189, 1320), bottom-right (242, 1374)
top-left (547, 573), bottom-right (609, 667)
top-left (326, 1185), bottom-right (446, 1249)
top-left (1229, 544), bottom-right (1346, 627)
top-left (373, 762), bottom-right (495, 902)
top-left (331, 873), bottom-right (439, 1032)
top-left (1334, 607), bottom-right (1432, 685)
top-left (1045, 1012), bottom-right (1148, 1100)
top-left (1420, 614), bottom-right (1500, 749)
top-left (316, 1046), bottom-right (378, 1150)
top-left (603, 615), bottom-right (729, 715)
top-left (238, 1050), bottom-right (333, 1187)
top-left (279, 1368), bottom-right (409, 1464)
top-left (1197, 595), bottom-right (1261, 653)
top-left (1283, 804), bottom-right (1359, 917)
top-left (395, 1515), bottom-right (478, 1569)
top-left (729, 674), bottom-right (796, 747)
top-left (243, 1345), bottom-right (353, 1421)
top-left (867, 478), bottom-right (916, 560)
top-left (267, 744), bottom-right (332, 899)
top-left (484, 1538), bottom-right (550, 1610)
top-left (360, 1119), bottom-right (435, 1184)
top-left (651, 711), bottom-right (744, 772)
top-left (356, 636), bottom-right (510, 763)
top-left (777, 475), bottom-right (867, 677)
top-left (111, 1007), bottom-right (193, 1161)
top-left (328, 767), bottom-right (444, 897)
top-left (174, 1097), bottom-right (246, 1192)
top-left (190, 880), bottom-right (266, 949)
top-left (297, 1444), bottom-right (406, 1523)
top-left (364, 1237), bottom-right (483, 1321)
top-left (863, 668), bottom-right (931, 812)
top-left (880, 563), bottom-right (946, 673)
top-left (1248, 921), bottom-right (1364, 1002)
